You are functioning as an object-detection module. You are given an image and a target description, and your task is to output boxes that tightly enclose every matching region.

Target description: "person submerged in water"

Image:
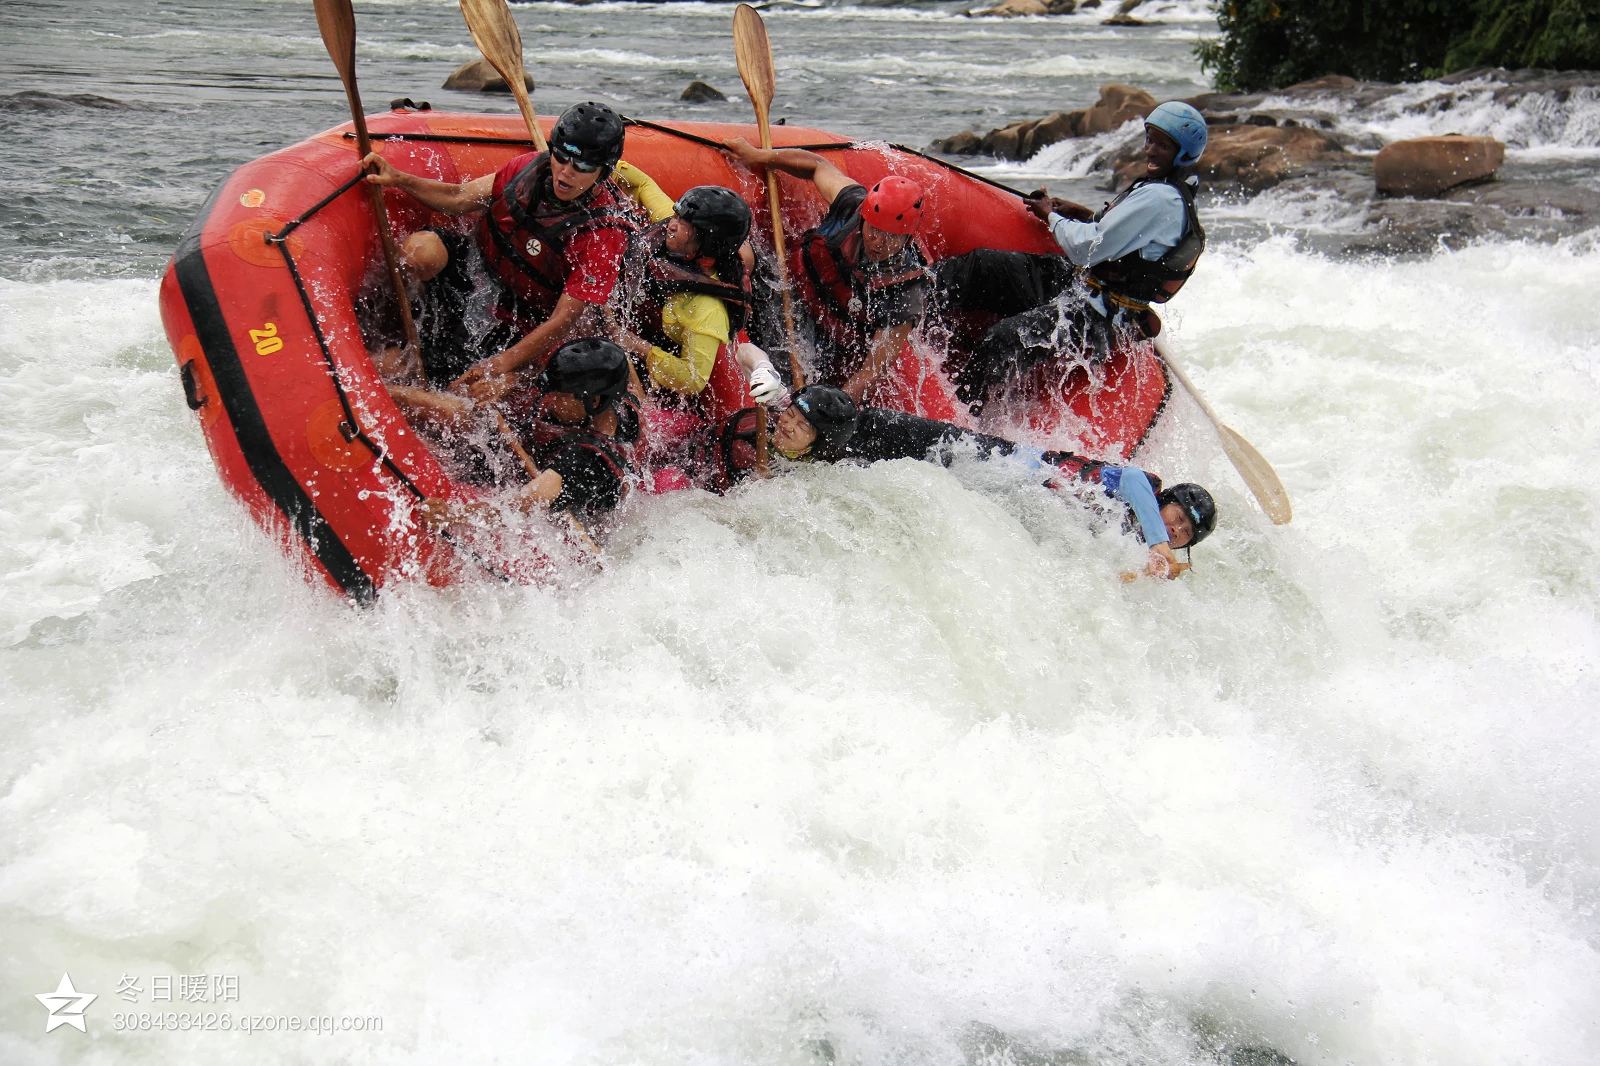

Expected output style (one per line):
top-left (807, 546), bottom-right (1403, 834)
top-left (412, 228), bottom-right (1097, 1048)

top-left (682, 383), bottom-right (858, 493)
top-left (721, 137), bottom-right (930, 404)
top-left (935, 101), bottom-right (1209, 415)
top-left (687, 386), bottom-right (1215, 578)
top-left (362, 102), bottom-right (640, 401)
top-left (394, 337), bottom-right (642, 523)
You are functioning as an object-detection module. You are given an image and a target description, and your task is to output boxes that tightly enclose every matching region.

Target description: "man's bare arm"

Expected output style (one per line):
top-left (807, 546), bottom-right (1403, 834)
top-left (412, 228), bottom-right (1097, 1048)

top-left (453, 294), bottom-right (601, 402)
top-left (363, 153), bottom-right (496, 215)
top-left (722, 137), bottom-right (859, 205)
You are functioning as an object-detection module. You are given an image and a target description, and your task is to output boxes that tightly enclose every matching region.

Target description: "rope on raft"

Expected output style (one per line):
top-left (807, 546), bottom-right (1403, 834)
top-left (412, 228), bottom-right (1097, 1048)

top-left (263, 171), bottom-right (516, 583)
top-left (348, 122), bottom-right (1031, 201)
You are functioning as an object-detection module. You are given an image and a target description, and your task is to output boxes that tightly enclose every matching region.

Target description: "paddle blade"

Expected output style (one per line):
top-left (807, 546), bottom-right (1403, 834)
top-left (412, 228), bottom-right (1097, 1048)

top-left (1218, 423), bottom-right (1293, 525)
top-left (311, 0), bottom-right (358, 87)
top-left (459, 0), bottom-right (526, 88)
top-left (732, 4), bottom-right (776, 119)
top-left (1152, 332), bottom-right (1292, 525)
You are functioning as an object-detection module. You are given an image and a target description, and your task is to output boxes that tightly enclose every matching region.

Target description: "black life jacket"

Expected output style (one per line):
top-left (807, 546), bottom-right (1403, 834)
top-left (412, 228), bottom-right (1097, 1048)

top-left (793, 216), bottom-right (928, 358)
top-left (478, 153), bottom-right (639, 315)
top-left (625, 220), bottom-right (754, 346)
top-left (1087, 174), bottom-right (1205, 308)
top-left (503, 386), bottom-right (642, 507)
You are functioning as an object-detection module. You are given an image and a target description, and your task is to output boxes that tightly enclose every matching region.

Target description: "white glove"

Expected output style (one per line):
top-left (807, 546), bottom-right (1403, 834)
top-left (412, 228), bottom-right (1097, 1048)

top-left (748, 364), bottom-right (789, 407)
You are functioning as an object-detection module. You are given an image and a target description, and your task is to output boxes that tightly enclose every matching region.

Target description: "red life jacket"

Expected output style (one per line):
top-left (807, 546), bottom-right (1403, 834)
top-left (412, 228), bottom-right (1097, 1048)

top-left (684, 407), bottom-right (761, 495)
top-left (792, 217), bottom-right (928, 363)
top-left (477, 153), bottom-right (639, 318)
top-left (1040, 448), bottom-right (1107, 484)
top-left (623, 220), bottom-right (753, 349)
top-left (1087, 175), bottom-right (1205, 308)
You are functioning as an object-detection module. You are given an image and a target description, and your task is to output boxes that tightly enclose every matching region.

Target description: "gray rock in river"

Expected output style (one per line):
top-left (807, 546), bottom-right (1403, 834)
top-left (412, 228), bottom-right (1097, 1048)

top-left (680, 80), bottom-right (728, 103)
top-left (442, 58), bottom-right (534, 94)
top-left (931, 83), bottom-right (1155, 160)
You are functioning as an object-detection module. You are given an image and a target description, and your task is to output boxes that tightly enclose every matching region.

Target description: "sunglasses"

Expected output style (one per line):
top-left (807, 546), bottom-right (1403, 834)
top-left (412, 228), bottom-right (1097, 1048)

top-left (551, 145), bottom-right (601, 174)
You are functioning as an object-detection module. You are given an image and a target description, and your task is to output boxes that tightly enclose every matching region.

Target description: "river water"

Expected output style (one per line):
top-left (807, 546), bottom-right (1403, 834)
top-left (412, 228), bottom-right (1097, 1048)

top-left (2, 1), bottom-right (1598, 1063)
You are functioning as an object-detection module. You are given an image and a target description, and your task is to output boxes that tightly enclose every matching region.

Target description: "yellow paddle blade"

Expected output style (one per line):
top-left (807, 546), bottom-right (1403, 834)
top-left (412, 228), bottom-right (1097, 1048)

top-left (458, 0), bottom-right (524, 84)
top-left (1218, 424), bottom-right (1292, 525)
top-left (1152, 334), bottom-right (1292, 525)
top-left (733, 4), bottom-right (776, 126)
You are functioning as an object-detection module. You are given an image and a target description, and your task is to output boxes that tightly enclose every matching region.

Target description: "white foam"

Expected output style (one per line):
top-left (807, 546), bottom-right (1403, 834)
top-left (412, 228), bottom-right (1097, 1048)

top-left (4, 233), bottom-right (1599, 1063)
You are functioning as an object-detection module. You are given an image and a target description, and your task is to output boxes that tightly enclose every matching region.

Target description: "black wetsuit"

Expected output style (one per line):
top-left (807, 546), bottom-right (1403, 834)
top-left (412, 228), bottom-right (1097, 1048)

top-left (933, 248), bottom-right (1119, 413)
top-left (842, 406), bottom-right (1031, 466)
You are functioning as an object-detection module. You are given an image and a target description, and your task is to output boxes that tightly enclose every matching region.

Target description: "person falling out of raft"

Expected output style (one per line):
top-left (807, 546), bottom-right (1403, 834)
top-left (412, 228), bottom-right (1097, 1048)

top-left (397, 337), bottom-right (641, 525)
top-left (937, 101), bottom-right (1209, 416)
top-left (721, 137), bottom-right (932, 404)
top-left (689, 387), bottom-right (1216, 579)
top-left (362, 102), bottom-right (639, 400)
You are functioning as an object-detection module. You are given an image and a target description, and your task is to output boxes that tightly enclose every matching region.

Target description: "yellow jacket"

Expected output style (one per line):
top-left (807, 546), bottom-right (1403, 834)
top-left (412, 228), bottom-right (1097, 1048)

top-left (612, 160), bottom-right (732, 395)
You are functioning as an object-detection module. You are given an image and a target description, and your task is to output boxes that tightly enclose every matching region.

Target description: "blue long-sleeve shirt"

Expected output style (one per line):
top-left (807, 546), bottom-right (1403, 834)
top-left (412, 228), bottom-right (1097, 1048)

top-left (1002, 448), bottom-right (1168, 547)
top-left (1048, 183), bottom-right (1187, 267)
top-left (1098, 465), bottom-right (1167, 547)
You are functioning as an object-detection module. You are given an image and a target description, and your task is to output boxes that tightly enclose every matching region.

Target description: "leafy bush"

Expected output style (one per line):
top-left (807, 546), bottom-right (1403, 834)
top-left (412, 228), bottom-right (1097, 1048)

top-left (1445, 0), bottom-right (1600, 71)
top-left (1196, 0), bottom-right (1599, 91)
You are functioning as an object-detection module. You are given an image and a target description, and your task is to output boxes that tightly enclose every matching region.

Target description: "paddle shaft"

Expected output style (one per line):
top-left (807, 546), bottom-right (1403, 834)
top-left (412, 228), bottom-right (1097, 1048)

top-left (313, 0), bottom-right (420, 362)
top-left (510, 83), bottom-right (548, 153)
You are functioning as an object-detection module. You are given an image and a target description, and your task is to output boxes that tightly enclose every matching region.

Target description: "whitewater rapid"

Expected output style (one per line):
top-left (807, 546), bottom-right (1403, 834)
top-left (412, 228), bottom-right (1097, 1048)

top-left (4, 0), bottom-right (1600, 1061)
top-left (4, 232), bottom-right (1598, 1063)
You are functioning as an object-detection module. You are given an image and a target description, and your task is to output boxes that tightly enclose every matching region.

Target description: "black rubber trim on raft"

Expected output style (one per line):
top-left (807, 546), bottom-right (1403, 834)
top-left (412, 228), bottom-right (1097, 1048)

top-left (1129, 356), bottom-right (1174, 459)
top-left (263, 171), bottom-right (517, 585)
top-left (173, 186), bottom-right (379, 604)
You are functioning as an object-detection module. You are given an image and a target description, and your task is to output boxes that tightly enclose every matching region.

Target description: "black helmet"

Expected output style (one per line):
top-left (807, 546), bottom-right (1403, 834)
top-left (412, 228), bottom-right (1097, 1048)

top-left (549, 102), bottom-right (626, 173)
top-left (790, 385), bottom-right (858, 456)
top-left (1156, 482), bottom-right (1216, 548)
top-left (540, 337), bottom-right (629, 414)
top-left (674, 186), bottom-right (752, 261)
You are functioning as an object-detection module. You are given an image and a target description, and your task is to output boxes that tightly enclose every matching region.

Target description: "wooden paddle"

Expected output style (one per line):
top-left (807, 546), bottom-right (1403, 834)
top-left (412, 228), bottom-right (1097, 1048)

top-left (458, 0), bottom-right (547, 152)
top-left (735, 3), bottom-right (810, 475)
top-left (312, 0), bottom-right (421, 365)
top-left (1153, 334), bottom-right (1291, 524)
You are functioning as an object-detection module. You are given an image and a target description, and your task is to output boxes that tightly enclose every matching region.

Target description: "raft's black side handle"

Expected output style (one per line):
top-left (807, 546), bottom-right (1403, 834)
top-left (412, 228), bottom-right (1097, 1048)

top-left (180, 361), bottom-right (205, 410)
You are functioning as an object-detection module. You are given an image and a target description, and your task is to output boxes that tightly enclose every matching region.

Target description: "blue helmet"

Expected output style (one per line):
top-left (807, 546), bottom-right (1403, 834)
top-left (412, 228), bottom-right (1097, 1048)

top-left (1145, 101), bottom-right (1208, 167)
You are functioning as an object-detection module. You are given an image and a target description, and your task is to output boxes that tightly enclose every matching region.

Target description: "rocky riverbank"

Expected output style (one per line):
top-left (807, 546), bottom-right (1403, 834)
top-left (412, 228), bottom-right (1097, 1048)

top-left (932, 68), bottom-right (1600, 253)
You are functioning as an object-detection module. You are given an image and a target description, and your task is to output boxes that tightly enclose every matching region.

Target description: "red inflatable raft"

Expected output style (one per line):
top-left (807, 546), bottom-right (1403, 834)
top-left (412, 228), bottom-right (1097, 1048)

top-left (158, 108), bottom-right (1170, 599)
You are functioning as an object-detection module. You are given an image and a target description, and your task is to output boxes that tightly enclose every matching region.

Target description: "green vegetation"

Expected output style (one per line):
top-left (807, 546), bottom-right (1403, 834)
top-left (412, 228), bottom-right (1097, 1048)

top-left (1195, 0), bottom-right (1600, 91)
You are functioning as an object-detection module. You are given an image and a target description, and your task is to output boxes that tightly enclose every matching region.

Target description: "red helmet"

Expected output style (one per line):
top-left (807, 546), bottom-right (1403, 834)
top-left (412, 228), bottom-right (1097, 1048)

top-left (862, 175), bottom-right (924, 235)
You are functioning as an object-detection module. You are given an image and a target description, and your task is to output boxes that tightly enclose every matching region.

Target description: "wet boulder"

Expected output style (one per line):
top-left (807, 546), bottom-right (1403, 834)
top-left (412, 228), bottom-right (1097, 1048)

top-left (680, 80), bottom-right (728, 103)
top-left (1374, 135), bottom-right (1505, 197)
top-left (968, 0), bottom-right (1049, 16)
top-left (931, 130), bottom-right (984, 155)
top-left (443, 58), bottom-right (533, 94)
top-left (930, 83), bottom-right (1155, 160)
top-left (1102, 12), bottom-right (1150, 25)
top-left (1080, 82), bottom-right (1156, 134)
top-left (1354, 199), bottom-right (1504, 254)
top-left (1106, 123), bottom-right (1348, 192)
